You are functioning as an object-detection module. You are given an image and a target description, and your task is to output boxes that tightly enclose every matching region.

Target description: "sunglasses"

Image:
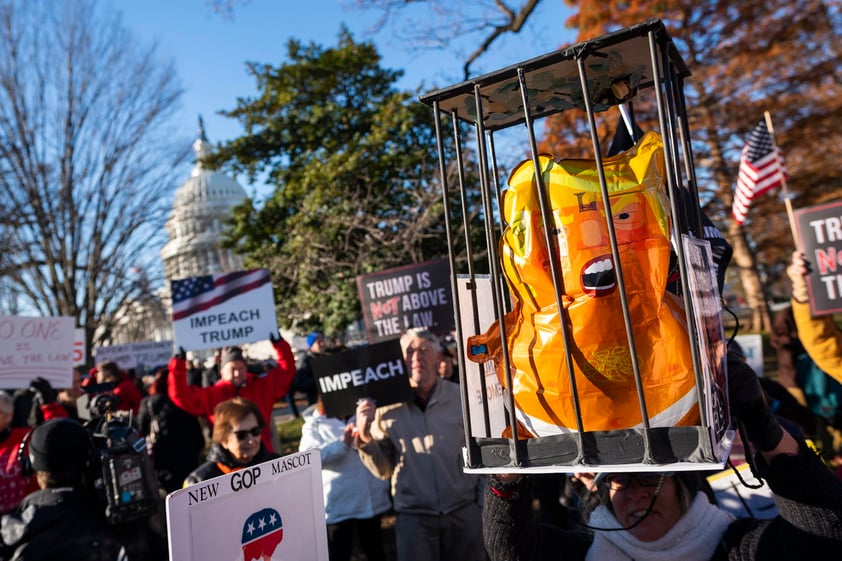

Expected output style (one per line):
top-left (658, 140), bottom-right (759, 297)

top-left (601, 473), bottom-right (668, 491)
top-left (232, 426), bottom-right (263, 441)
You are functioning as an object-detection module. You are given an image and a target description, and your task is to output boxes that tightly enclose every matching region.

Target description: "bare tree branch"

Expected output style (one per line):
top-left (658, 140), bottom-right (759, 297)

top-left (0, 0), bottom-right (189, 351)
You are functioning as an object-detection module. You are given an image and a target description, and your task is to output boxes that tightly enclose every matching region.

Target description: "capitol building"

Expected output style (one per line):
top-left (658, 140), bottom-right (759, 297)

top-left (106, 119), bottom-right (248, 347)
top-left (160, 119), bottom-right (247, 280)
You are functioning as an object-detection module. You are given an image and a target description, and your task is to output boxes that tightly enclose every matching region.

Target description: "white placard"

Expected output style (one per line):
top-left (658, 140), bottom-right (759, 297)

top-left (72, 328), bottom-right (86, 366)
top-left (171, 269), bottom-right (279, 352)
top-left (457, 275), bottom-right (507, 438)
top-left (733, 333), bottom-right (764, 377)
top-left (707, 462), bottom-right (778, 519)
top-left (93, 340), bottom-right (174, 371)
top-left (167, 450), bottom-right (328, 561)
top-left (0, 316), bottom-right (76, 388)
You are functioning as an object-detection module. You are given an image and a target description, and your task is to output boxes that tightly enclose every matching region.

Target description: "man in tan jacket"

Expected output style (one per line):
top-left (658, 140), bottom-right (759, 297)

top-left (355, 328), bottom-right (485, 561)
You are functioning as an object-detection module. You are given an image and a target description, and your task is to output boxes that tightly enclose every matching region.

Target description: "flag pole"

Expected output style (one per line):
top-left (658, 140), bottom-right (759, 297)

top-left (763, 111), bottom-right (799, 245)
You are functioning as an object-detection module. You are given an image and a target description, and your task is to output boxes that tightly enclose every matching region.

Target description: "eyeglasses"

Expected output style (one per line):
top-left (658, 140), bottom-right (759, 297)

top-left (405, 345), bottom-right (432, 357)
top-left (232, 426), bottom-right (262, 441)
top-left (600, 473), bottom-right (667, 491)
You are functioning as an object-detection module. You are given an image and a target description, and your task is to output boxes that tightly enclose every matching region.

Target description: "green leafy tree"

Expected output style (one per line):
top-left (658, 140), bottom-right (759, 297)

top-left (207, 29), bottom-right (470, 334)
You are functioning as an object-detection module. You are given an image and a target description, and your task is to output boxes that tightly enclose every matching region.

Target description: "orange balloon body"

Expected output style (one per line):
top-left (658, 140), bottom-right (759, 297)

top-left (468, 132), bottom-right (700, 436)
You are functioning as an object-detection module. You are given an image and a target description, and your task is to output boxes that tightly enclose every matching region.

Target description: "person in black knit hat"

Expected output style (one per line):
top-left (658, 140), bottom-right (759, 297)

top-left (0, 418), bottom-right (127, 560)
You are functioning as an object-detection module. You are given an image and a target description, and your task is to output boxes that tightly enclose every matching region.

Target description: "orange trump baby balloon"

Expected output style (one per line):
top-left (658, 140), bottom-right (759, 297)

top-left (468, 131), bottom-right (700, 437)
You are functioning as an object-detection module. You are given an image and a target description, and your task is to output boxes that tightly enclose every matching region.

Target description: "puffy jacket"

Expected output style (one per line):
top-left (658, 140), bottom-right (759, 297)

top-left (0, 487), bottom-right (126, 561)
top-left (167, 338), bottom-right (296, 452)
top-left (184, 442), bottom-right (278, 486)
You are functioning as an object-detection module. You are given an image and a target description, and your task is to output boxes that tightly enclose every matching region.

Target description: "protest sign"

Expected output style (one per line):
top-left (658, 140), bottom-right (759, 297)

top-left (733, 333), bottom-right (764, 377)
top-left (683, 236), bottom-right (730, 446)
top-left (93, 340), bottom-right (174, 372)
top-left (167, 450), bottom-right (328, 561)
top-left (356, 259), bottom-right (454, 344)
top-left (72, 328), bottom-right (86, 366)
top-left (0, 316), bottom-right (76, 388)
top-left (707, 462), bottom-right (777, 519)
top-left (794, 200), bottom-right (842, 315)
top-left (171, 268), bottom-right (278, 352)
top-left (312, 340), bottom-right (412, 418)
top-left (457, 275), bottom-right (507, 438)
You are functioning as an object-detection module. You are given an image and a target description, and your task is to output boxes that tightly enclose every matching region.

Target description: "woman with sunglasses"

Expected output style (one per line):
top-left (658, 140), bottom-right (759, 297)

top-left (184, 397), bottom-right (278, 486)
top-left (483, 347), bottom-right (842, 560)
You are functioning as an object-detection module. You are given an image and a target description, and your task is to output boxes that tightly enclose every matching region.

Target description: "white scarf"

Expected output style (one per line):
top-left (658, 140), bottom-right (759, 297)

top-left (585, 493), bottom-right (734, 561)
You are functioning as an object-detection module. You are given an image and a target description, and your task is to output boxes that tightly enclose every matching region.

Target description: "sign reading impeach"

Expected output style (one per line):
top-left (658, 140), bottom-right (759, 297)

top-left (356, 259), bottom-right (454, 344)
top-left (795, 200), bottom-right (842, 315)
top-left (312, 339), bottom-right (412, 418)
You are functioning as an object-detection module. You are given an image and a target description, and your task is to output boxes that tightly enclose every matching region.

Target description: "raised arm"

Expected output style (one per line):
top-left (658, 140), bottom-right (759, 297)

top-left (167, 350), bottom-right (234, 416)
top-left (354, 398), bottom-right (397, 480)
top-left (266, 333), bottom-right (296, 401)
top-left (787, 250), bottom-right (842, 382)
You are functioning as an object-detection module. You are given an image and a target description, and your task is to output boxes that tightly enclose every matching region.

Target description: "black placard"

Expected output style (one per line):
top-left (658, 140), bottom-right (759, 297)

top-left (312, 339), bottom-right (412, 418)
top-left (356, 259), bottom-right (454, 344)
top-left (795, 200), bottom-right (842, 315)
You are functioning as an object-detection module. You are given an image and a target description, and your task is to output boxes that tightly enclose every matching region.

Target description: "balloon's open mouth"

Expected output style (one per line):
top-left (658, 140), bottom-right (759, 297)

top-left (581, 255), bottom-right (616, 296)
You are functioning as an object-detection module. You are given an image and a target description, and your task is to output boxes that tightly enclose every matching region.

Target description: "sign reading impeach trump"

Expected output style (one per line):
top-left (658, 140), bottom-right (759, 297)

top-left (171, 269), bottom-right (278, 351)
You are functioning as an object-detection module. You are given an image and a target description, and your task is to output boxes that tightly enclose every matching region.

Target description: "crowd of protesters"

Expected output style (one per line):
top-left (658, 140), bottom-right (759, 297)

top-left (0, 250), bottom-right (840, 560)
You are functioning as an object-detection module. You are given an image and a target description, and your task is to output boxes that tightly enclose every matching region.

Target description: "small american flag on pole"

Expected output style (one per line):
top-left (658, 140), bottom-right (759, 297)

top-left (731, 119), bottom-right (787, 225)
top-left (171, 269), bottom-right (271, 321)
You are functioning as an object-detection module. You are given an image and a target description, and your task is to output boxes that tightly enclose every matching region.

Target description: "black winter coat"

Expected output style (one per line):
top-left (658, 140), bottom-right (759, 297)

top-left (137, 394), bottom-right (206, 494)
top-left (184, 442), bottom-right (278, 486)
top-left (0, 487), bottom-right (126, 561)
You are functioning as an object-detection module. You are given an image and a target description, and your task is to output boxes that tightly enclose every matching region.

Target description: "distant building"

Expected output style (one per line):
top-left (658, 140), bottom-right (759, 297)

top-left (160, 117), bottom-right (248, 280)
top-left (105, 119), bottom-right (248, 351)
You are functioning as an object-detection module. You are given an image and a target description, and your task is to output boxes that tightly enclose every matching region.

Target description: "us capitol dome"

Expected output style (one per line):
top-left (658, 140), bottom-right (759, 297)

top-left (160, 117), bottom-right (247, 280)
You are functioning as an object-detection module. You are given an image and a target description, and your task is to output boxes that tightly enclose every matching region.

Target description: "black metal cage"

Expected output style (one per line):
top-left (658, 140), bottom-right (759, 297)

top-left (419, 20), bottom-right (732, 474)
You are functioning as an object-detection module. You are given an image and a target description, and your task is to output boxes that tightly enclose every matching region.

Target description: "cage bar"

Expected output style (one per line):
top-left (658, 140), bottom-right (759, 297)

top-left (421, 20), bottom-right (732, 473)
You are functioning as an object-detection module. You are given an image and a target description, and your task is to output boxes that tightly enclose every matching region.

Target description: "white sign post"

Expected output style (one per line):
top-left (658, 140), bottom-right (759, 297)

top-left (457, 275), bottom-right (507, 438)
top-left (0, 316), bottom-right (76, 388)
top-left (166, 450), bottom-right (328, 561)
top-left (171, 269), bottom-right (279, 352)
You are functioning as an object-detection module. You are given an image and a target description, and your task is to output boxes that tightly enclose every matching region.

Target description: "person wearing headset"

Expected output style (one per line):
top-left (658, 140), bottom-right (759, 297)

top-left (482, 346), bottom-right (842, 560)
top-left (0, 418), bottom-right (127, 560)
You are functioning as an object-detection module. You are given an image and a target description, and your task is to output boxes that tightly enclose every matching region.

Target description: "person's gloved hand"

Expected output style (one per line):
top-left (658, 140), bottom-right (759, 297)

top-left (174, 346), bottom-right (187, 360)
top-left (786, 250), bottom-right (810, 303)
top-left (269, 331), bottom-right (280, 345)
top-left (30, 377), bottom-right (56, 406)
top-left (727, 348), bottom-right (784, 452)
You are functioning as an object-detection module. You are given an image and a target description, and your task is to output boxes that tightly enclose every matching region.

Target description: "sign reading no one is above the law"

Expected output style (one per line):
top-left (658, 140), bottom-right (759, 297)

top-left (167, 450), bottom-right (328, 561)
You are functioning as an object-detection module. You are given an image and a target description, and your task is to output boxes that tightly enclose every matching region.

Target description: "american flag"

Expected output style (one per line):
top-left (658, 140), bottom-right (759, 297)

top-left (171, 268), bottom-right (271, 321)
top-left (731, 119), bottom-right (787, 225)
top-left (241, 507), bottom-right (283, 561)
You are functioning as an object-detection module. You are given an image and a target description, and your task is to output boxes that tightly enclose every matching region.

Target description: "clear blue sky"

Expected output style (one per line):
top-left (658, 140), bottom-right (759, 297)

top-left (119, 0), bottom-right (576, 192)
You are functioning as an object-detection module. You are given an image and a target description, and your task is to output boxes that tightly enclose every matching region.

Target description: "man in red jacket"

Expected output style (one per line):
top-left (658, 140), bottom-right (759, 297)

top-left (167, 335), bottom-right (296, 453)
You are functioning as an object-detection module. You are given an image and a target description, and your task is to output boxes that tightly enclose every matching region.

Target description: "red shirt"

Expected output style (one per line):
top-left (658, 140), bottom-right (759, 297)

top-left (167, 339), bottom-right (296, 452)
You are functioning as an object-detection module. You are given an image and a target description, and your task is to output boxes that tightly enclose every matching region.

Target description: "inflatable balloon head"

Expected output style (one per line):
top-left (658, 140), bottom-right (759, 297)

top-left (468, 131), bottom-right (700, 436)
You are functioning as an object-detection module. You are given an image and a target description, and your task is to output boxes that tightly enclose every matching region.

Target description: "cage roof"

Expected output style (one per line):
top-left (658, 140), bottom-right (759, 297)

top-left (418, 19), bottom-right (690, 132)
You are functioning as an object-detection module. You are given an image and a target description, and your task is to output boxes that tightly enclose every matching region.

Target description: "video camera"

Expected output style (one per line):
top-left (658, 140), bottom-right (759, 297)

top-left (84, 392), bottom-right (160, 526)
